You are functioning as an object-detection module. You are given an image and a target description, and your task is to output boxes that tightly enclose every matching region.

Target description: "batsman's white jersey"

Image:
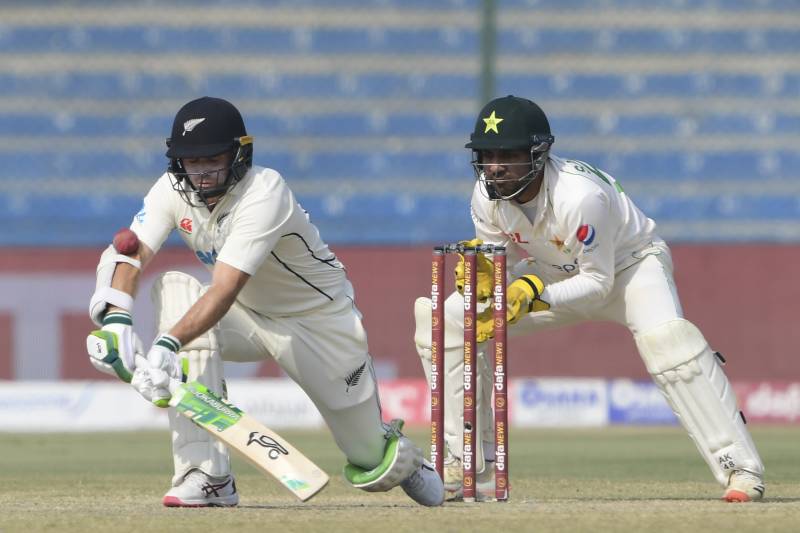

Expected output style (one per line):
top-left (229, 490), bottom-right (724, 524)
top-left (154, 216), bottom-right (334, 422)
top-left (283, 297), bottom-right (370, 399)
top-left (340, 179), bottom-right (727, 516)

top-left (131, 165), bottom-right (392, 483)
top-left (132, 165), bottom-right (348, 316)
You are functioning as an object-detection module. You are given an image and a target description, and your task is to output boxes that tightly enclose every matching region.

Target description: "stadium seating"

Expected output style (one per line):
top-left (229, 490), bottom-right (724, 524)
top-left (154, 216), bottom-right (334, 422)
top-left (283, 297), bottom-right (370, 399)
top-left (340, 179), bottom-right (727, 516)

top-left (1, 0), bottom-right (798, 245)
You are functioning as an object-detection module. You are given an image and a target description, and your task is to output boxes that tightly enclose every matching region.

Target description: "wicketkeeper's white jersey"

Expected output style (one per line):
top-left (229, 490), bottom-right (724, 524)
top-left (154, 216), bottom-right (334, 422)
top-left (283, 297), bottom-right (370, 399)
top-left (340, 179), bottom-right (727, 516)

top-left (131, 165), bottom-right (348, 316)
top-left (471, 154), bottom-right (661, 308)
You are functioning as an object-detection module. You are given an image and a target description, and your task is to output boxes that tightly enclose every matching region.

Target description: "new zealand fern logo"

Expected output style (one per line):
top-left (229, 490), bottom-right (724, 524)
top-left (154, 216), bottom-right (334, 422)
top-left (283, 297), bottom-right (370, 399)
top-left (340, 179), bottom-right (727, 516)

top-left (345, 362), bottom-right (366, 394)
top-left (182, 118), bottom-right (206, 135)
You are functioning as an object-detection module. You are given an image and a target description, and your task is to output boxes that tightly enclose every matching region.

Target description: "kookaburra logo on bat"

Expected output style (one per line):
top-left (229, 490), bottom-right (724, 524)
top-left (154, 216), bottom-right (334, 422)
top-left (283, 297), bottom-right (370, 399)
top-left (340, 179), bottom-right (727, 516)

top-left (247, 431), bottom-right (290, 459)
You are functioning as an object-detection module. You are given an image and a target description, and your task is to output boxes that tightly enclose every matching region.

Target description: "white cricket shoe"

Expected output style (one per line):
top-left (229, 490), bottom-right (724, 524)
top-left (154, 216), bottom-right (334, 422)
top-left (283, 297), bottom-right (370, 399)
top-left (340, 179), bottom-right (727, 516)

top-left (162, 469), bottom-right (239, 507)
top-left (723, 470), bottom-right (765, 502)
top-left (401, 459), bottom-right (445, 506)
top-left (443, 456), bottom-right (496, 501)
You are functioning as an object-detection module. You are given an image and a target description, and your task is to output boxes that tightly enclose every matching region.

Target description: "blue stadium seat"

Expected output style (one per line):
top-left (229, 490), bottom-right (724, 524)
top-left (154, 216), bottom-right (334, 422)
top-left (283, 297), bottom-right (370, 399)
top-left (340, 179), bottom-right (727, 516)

top-left (646, 195), bottom-right (800, 222)
top-left (499, 28), bottom-right (782, 55)
top-left (499, 73), bottom-right (628, 99)
top-left (298, 193), bottom-right (473, 244)
top-left (383, 112), bottom-right (473, 137)
top-left (0, 72), bottom-right (192, 99)
top-left (303, 113), bottom-right (374, 136)
top-left (546, 115), bottom-right (595, 136)
top-left (301, 151), bottom-right (467, 180)
top-left (3, 25), bottom-right (480, 55)
top-left (764, 30), bottom-right (800, 52)
top-left (640, 73), bottom-right (767, 97)
top-left (0, 115), bottom-right (64, 136)
top-left (499, 29), bottom-right (597, 54)
top-left (10, 151), bottom-right (162, 179)
top-left (500, 0), bottom-right (795, 9)
top-left (772, 114), bottom-right (800, 134)
top-left (0, 112), bottom-right (171, 137)
top-left (601, 152), bottom-right (755, 181)
top-left (494, 75), bottom-right (555, 100)
top-left (780, 73), bottom-right (800, 97)
top-left (311, 28), bottom-right (477, 54)
top-left (357, 73), bottom-right (478, 99)
top-left (613, 115), bottom-right (682, 136)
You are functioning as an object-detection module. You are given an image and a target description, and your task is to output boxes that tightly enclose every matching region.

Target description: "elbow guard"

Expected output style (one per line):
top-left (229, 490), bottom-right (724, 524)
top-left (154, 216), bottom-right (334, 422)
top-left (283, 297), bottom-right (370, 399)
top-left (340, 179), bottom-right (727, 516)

top-left (89, 244), bottom-right (142, 326)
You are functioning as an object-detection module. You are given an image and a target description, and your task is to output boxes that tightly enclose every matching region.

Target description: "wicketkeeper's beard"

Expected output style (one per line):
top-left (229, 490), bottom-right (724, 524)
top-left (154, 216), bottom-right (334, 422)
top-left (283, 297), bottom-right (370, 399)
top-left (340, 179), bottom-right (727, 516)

top-left (476, 166), bottom-right (537, 201)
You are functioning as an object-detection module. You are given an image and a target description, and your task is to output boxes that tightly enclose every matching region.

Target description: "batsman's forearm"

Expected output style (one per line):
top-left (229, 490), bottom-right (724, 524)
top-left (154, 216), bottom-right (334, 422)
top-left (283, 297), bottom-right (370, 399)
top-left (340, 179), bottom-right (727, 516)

top-left (167, 287), bottom-right (236, 347)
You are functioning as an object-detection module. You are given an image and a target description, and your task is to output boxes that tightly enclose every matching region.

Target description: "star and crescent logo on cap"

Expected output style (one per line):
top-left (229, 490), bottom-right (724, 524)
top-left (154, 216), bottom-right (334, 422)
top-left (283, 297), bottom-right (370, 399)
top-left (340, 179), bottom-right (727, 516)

top-left (182, 118), bottom-right (206, 136)
top-left (483, 110), bottom-right (504, 134)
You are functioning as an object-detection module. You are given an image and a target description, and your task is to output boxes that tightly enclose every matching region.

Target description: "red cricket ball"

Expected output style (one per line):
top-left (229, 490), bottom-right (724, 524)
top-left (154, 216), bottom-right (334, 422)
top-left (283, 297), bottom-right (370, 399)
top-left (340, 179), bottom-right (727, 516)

top-left (113, 228), bottom-right (140, 255)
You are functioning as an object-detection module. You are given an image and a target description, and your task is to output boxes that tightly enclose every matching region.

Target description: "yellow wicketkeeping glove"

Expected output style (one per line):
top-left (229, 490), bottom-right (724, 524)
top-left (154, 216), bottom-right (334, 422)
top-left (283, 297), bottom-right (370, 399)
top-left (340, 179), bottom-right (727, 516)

top-left (454, 238), bottom-right (494, 302)
top-left (476, 275), bottom-right (550, 342)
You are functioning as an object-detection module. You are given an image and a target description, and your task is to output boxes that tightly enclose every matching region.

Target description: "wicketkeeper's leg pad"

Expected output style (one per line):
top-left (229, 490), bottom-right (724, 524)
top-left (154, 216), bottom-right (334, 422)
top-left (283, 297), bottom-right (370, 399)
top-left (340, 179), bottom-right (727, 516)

top-left (413, 296), bottom-right (490, 472)
top-left (635, 319), bottom-right (764, 485)
top-left (151, 271), bottom-right (230, 485)
top-left (343, 420), bottom-right (422, 492)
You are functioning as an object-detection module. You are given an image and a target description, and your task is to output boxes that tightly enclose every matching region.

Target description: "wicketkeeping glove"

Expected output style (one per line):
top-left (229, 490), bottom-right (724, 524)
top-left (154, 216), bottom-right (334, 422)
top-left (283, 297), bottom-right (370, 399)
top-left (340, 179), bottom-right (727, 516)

top-left (86, 311), bottom-right (143, 382)
top-left (476, 275), bottom-right (550, 342)
top-left (454, 238), bottom-right (494, 302)
top-left (131, 334), bottom-right (186, 408)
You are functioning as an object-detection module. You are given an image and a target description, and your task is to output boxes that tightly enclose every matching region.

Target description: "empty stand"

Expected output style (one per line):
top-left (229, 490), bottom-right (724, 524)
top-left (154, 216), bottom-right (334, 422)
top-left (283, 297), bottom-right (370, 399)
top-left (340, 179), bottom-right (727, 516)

top-left (1, 1), bottom-right (798, 244)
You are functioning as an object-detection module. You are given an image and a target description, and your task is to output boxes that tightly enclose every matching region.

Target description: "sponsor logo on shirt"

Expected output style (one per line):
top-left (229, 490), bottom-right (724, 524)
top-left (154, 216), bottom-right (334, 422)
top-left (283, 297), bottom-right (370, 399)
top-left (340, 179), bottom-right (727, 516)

top-left (576, 224), bottom-right (596, 246)
top-left (135, 204), bottom-right (146, 223)
top-left (508, 231), bottom-right (529, 244)
top-left (196, 249), bottom-right (217, 265)
top-left (550, 259), bottom-right (578, 273)
top-left (549, 236), bottom-right (565, 250)
top-left (179, 217), bottom-right (193, 234)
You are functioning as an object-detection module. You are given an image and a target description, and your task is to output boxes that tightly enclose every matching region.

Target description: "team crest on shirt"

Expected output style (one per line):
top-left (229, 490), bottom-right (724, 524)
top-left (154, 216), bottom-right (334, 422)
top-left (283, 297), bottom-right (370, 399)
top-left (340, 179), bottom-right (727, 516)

top-left (576, 224), bottom-right (596, 246)
top-left (196, 248), bottom-right (217, 266)
top-left (549, 236), bottom-right (565, 250)
top-left (179, 217), bottom-right (193, 234)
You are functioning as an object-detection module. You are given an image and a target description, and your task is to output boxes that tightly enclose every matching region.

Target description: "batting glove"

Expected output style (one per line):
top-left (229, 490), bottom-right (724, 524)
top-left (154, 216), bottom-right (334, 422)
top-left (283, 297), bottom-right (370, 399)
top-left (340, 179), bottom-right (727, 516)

top-left (131, 334), bottom-right (185, 408)
top-left (86, 311), bottom-right (143, 383)
top-left (476, 275), bottom-right (549, 342)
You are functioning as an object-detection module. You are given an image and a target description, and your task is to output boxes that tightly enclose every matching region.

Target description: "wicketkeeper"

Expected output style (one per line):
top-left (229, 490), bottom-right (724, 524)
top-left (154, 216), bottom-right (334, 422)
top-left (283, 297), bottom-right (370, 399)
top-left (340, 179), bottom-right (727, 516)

top-left (412, 95), bottom-right (765, 502)
top-left (86, 96), bottom-right (443, 507)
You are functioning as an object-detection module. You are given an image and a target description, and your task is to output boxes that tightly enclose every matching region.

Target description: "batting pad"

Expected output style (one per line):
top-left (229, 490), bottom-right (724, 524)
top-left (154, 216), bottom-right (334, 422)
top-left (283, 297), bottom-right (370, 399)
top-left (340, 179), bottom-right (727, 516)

top-left (414, 297), bottom-right (492, 472)
top-left (151, 271), bottom-right (230, 484)
top-left (635, 319), bottom-right (764, 485)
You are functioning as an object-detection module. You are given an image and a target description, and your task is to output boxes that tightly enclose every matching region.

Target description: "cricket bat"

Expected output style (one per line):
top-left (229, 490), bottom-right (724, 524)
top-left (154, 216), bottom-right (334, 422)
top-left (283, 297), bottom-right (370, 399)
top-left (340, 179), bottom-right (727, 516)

top-left (169, 381), bottom-right (329, 501)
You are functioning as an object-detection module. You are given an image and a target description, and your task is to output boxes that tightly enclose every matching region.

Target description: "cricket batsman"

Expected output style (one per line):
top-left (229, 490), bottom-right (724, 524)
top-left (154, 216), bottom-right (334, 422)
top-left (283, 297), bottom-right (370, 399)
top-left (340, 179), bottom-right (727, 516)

top-left (86, 96), bottom-right (444, 507)
top-left (412, 95), bottom-right (765, 502)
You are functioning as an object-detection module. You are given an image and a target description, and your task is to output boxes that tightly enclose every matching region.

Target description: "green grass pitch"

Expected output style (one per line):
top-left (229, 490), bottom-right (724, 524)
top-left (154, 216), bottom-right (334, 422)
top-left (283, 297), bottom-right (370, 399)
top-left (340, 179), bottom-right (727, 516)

top-left (2, 426), bottom-right (799, 532)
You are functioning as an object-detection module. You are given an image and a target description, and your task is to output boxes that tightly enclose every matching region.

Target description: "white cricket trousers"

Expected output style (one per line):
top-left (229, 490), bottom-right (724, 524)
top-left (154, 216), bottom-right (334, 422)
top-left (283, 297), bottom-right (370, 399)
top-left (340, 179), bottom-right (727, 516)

top-left (218, 286), bottom-right (388, 470)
